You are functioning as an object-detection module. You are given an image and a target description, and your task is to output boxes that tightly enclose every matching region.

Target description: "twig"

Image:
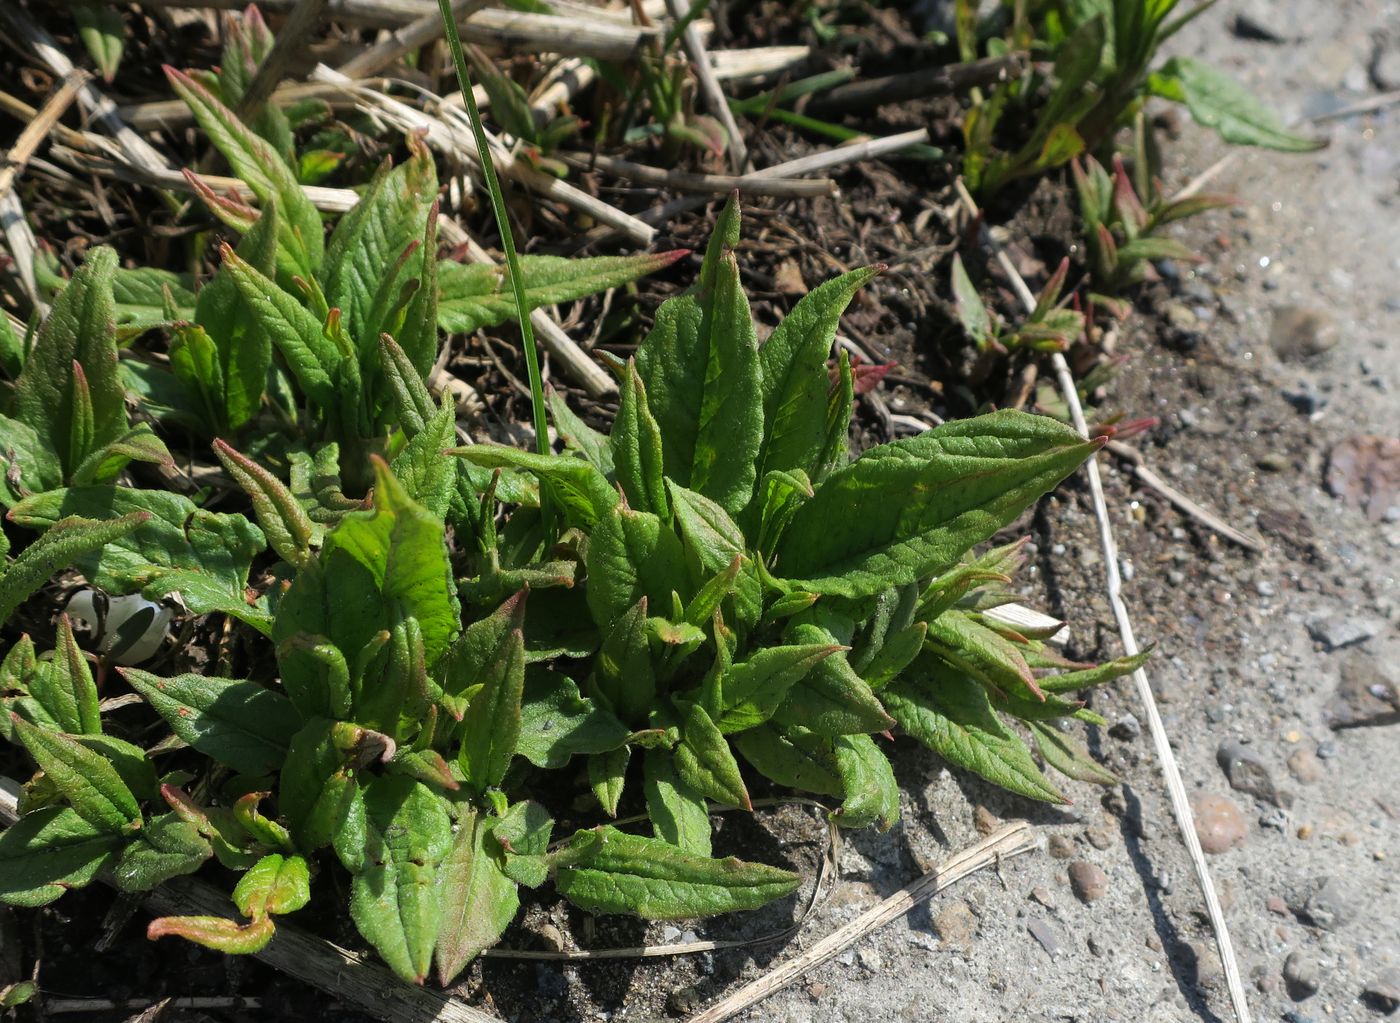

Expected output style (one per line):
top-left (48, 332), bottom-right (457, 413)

top-left (709, 45), bottom-right (810, 82)
top-left (130, 0), bottom-right (660, 60)
top-left (0, 191), bottom-right (43, 313)
top-left (953, 178), bottom-right (1253, 1023)
top-left (564, 153), bottom-right (835, 197)
top-left (0, 72), bottom-right (87, 202)
top-left (45, 997), bottom-right (262, 1014)
top-left (1106, 441), bottom-right (1264, 551)
top-left (663, 0), bottom-right (749, 172)
top-left (1309, 87), bottom-right (1400, 122)
top-left (809, 54), bottom-right (1024, 115)
top-left (236, 0), bottom-right (332, 118)
top-left (337, 0), bottom-right (484, 79)
top-left (682, 823), bottom-right (1039, 1023)
top-left (0, 778), bottom-right (502, 1023)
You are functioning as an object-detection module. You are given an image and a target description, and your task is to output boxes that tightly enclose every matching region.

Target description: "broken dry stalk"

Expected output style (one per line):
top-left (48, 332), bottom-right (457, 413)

top-left (663, 0), bottom-right (749, 171)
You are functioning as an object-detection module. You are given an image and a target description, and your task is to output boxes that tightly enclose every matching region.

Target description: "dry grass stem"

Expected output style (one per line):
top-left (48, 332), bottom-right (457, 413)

top-left (567, 152), bottom-right (836, 197)
top-left (809, 53), bottom-right (1024, 115)
top-left (0, 72), bottom-right (87, 202)
top-left (662, 0), bottom-right (749, 171)
top-left (682, 822), bottom-right (1039, 1023)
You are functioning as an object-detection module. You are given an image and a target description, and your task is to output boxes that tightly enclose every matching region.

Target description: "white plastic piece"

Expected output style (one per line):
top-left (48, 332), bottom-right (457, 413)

top-left (64, 590), bottom-right (173, 666)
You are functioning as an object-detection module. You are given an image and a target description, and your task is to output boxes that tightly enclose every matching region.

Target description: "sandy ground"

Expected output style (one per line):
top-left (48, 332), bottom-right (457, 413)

top-left (504, 6), bottom-right (1400, 1023)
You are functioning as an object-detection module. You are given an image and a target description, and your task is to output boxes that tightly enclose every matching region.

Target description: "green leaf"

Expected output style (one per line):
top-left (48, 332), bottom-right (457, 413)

top-left (774, 410), bottom-right (1098, 598)
top-left (883, 660), bottom-right (1067, 803)
top-left (189, 198), bottom-right (280, 430)
top-left (233, 853), bottom-right (312, 917)
top-left (0, 806), bottom-right (120, 907)
top-left (110, 266), bottom-right (196, 328)
top-left (635, 249), bottom-right (762, 517)
top-left (593, 597), bottom-right (655, 726)
top-left (667, 482), bottom-right (762, 628)
top-left (950, 254), bottom-right (992, 346)
top-left (167, 66), bottom-right (324, 280)
top-left (0, 512), bottom-right (148, 624)
top-left (112, 813), bottom-right (212, 891)
top-left (457, 596), bottom-right (525, 793)
top-left (69, 424), bottom-right (173, 487)
top-left (147, 914), bottom-right (275, 954)
top-left (214, 440), bottom-right (317, 569)
top-left (833, 734), bottom-right (899, 830)
top-left (589, 746), bottom-right (630, 817)
top-left (517, 670), bottom-right (629, 769)
top-left (492, 799), bottom-right (553, 888)
top-left (1029, 720), bottom-right (1117, 785)
top-left (1158, 57), bottom-right (1324, 152)
top-left (732, 724), bottom-right (842, 797)
top-left (925, 609), bottom-right (1045, 703)
top-left (394, 200), bottom-right (441, 379)
top-left (14, 247), bottom-right (125, 478)
top-left (28, 616), bottom-right (100, 735)
top-left (11, 716), bottom-right (142, 832)
top-left (278, 718), bottom-right (367, 854)
top-left (584, 505), bottom-right (687, 630)
top-left (436, 250), bottom-right (686, 334)
top-left (453, 445), bottom-right (616, 529)
top-left (673, 701), bottom-right (750, 810)
top-left (321, 144), bottom-right (436, 359)
top-left (555, 826), bottom-right (800, 919)
top-left (390, 399), bottom-right (457, 521)
top-left (0, 413), bottom-right (62, 505)
top-left (9, 488), bottom-right (265, 619)
top-left (349, 776), bottom-right (453, 985)
top-left (717, 644), bottom-right (841, 733)
top-left (758, 266), bottom-right (878, 482)
top-left (773, 623), bottom-right (893, 736)
top-left (612, 361), bottom-right (668, 516)
top-left (325, 460), bottom-right (459, 664)
top-left (121, 668), bottom-right (299, 776)
top-left (73, 3), bottom-right (124, 81)
top-left (643, 748), bottom-right (712, 856)
top-left (547, 388), bottom-right (614, 475)
top-left (434, 808), bottom-right (520, 985)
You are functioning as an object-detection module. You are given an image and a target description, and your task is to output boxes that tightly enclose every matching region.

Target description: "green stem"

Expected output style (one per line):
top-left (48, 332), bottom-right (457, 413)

top-left (435, 0), bottom-right (549, 458)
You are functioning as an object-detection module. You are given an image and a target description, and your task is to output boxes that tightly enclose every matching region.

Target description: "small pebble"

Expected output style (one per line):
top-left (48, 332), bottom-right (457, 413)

top-left (1301, 876), bottom-right (1354, 931)
top-left (1307, 615), bottom-right (1382, 651)
top-left (973, 805), bottom-right (998, 835)
top-left (1109, 713), bottom-right (1141, 741)
top-left (857, 948), bottom-right (883, 973)
top-left (1085, 825), bottom-right (1115, 851)
top-left (1266, 895), bottom-right (1289, 915)
top-left (1287, 747), bottom-right (1324, 784)
top-left (1217, 740), bottom-right (1289, 807)
top-left (1027, 917), bottom-right (1063, 958)
top-left (1190, 793), bottom-right (1248, 854)
top-left (1363, 967), bottom-right (1400, 1013)
top-left (1047, 834), bottom-right (1076, 859)
top-left (1283, 950), bottom-right (1321, 1000)
top-left (1030, 886), bottom-right (1056, 909)
top-left (934, 901), bottom-right (976, 948)
top-left (1068, 861), bottom-right (1109, 903)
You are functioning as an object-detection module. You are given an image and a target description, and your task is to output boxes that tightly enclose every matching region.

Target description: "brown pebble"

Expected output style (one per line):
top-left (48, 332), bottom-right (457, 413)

top-left (536, 923), bottom-right (566, 952)
top-left (807, 982), bottom-right (828, 999)
top-left (1068, 860), bottom-right (1109, 902)
top-left (1287, 747), bottom-right (1324, 784)
top-left (1190, 793), bottom-right (1248, 854)
top-left (934, 901), bottom-right (977, 948)
top-left (1047, 834), bottom-right (1076, 859)
top-left (1085, 825), bottom-right (1115, 850)
top-left (1266, 895), bottom-right (1289, 915)
top-left (1030, 886), bottom-right (1056, 908)
top-left (973, 805), bottom-right (998, 835)
top-left (1297, 824), bottom-right (1314, 840)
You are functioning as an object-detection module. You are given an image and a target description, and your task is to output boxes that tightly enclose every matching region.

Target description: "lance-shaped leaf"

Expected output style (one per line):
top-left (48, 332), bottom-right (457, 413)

top-left (434, 808), bottom-right (520, 985)
top-left (644, 748), bottom-right (712, 855)
top-left (593, 597), bottom-right (654, 726)
top-left (773, 622), bottom-right (893, 736)
top-left (186, 198), bottom-right (280, 431)
top-left (112, 813), bottom-right (212, 891)
top-left (774, 410), bottom-right (1099, 598)
top-left (214, 440), bottom-right (317, 569)
top-left (673, 701), bottom-right (750, 810)
top-left (757, 265), bottom-right (880, 481)
top-left (13, 247), bottom-right (125, 477)
top-left (548, 388), bottom-right (614, 475)
top-left (517, 670), bottom-right (629, 769)
top-left (1029, 720), bottom-right (1117, 785)
top-left (452, 445), bottom-right (617, 529)
top-left (148, 914), bottom-right (275, 954)
top-left (325, 459), bottom-right (460, 665)
top-left (68, 424), bottom-right (173, 487)
top-left (589, 746), bottom-right (629, 817)
top-left (0, 512), bottom-right (147, 624)
top-left (166, 65), bottom-right (324, 279)
top-left (925, 609), bottom-right (1045, 703)
top-left (390, 398), bottom-right (457, 521)
top-left (833, 734), bottom-right (899, 830)
top-left (1155, 57), bottom-right (1325, 153)
top-left (121, 668), bottom-right (299, 776)
top-left (716, 644), bottom-right (841, 733)
top-left (436, 250), bottom-right (688, 334)
top-left (321, 143), bottom-right (436, 359)
top-left (732, 723), bottom-right (842, 797)
top-left (27, 616), bottom-right (99, 735)
top-left (950, 254), bottom-right (992, 347)
top-left (0, 806), bottom-right (121, 907)
top-left (9, 488), bottom-right (265, 621)
top-left (667, 482), bottom-right (762, 628)
top-left (612, 361), bottom-right (668, 516)
top-left (457, 606), bottom-right (525, 793)
top-left (349, 776), bottom-right (453, 985)
top-left (635, 248), bottom-right (762, 517)
top-left (279, 718), bottom-right (368, 855)
top-left (555, 826), bottom-right (800, 919)
top-left (219, 244), bottom-right (339, 408)
top-left (11, 716), bottom-right (141, 833)
top-left (883, 659), bottom-right (1067, 803)
top-left (492, 800), bottom-right (553, 888)
top-left (584, 504), bottom-right (687, 631)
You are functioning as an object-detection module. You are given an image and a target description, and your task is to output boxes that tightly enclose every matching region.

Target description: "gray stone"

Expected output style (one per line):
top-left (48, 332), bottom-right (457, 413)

top-left (1027, 917), bottom-right (1063, 957)
top-left (856, 947), bottom-right (883, 973)
top-left (1325, 652), bottom-right (1400, 729)
top-left (1300, 876), bottom-right (1354, 931)
top-left (1217, 740), bottom-right (1290, 807)
top-left (1270, 306), bottom-right (1339, 361)
top-left (1283, 950), bottom-right (1321, 1000)
top-left (1307, 615), bottom-right (1383, 651)
top-left (1109, 713), bottom-right (1141, 741)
